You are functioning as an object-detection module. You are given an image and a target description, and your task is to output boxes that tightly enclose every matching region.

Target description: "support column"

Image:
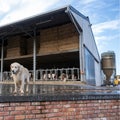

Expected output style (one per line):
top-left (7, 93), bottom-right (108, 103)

top-left (33, 28), bottom-right (36, 82)
top-left (79, 32), bottom-right (85, 82)
top-left (0, 38), bottom-right (4, 81)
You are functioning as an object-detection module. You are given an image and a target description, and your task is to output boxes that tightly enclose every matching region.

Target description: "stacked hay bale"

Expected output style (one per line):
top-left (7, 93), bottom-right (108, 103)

top-left (39, 23), bottom-right (79, 54)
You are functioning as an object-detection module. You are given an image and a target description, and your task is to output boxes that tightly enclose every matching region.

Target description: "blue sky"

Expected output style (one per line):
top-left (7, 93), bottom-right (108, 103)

top-left (0, 0), bottom-right (120, 74)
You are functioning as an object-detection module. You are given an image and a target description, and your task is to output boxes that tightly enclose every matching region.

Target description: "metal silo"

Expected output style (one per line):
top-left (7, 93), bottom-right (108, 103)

top-left (101, 51), bottom-right (116, 85)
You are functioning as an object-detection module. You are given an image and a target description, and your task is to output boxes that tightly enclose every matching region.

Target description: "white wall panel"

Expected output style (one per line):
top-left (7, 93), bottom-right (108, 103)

top-left (70, 9), bottom-right (101, 85)
top-left (71, 11), bottom-right (100, 62)
top-left (95, 61), bottom-right (102, 86)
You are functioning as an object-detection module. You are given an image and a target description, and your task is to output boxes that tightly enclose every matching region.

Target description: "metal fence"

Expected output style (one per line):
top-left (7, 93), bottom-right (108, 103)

top-left (0, 68), bottom-right (80, 82)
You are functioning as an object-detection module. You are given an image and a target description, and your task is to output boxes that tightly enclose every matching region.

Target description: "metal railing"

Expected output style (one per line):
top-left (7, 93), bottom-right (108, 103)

top-left (0, 72), bottom-right (12, 81)
top-left (0, 68), bottom-right (80, 82)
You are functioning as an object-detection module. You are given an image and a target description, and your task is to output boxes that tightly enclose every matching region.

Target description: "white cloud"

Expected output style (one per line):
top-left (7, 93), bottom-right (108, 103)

top-left (92, 19), bottom-right (120, 35)
top-left (0, 0), bottom-right (20, 13)
top-left (0, 1), bottom-right (10, 13)
top-left (92, 19), bottom-right (120, 52)
top-left (0, 0), bottom-right (60, 26)
top-left (95, 35), bottom-right (119, 52)
top-left (80, 0), bottom-right (97, 4)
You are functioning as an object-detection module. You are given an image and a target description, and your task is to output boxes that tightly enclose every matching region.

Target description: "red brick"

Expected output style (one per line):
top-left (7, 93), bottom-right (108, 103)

top-left (15, 115), bottom-right (25, 120)
top-left (31, 102), bottom-right (40, 106)
top-left (49, 118), bottom-right (58, 120)
top-left (36, 105), bottom-right (45, 109)
top-left (80, 110), bottom-right (87, 114)
top-left (0, 108), bottom-right (3, 112)
top-left (75, 115), bottom-right (83, 119)
top-left (42, 109), bottom-right (49, 113)
top-left (15, 106), bottom-right (25, 110)
top-left (39, 118), bottom-right (49, 120)
top-left (26, 106), bottom-right (35, 110)
top-left (68, 108), bottom-right (76, 112)
top-left (43, 102), bottom-right (51, 105)
top-left (20, 102), bottom-right (30, 106)
top-left (10, 110), bottom-right (25, 115)
top-left (0, 112), bottom-right (9, 116)
top-left (45, 105), bottom-right (53, 109)
top-left (98, 113), bottom-right (105, 117)
top-left (4, 116), bottom-right (14, 120)
top-left (52, 109), bottom-right (59, 113)
top-left (63, 104), bottom-right (70, 108)
top-left (10, 103), bottom-right (20, 106)
top-left (26, 114), bottom-right (35, 119)
top-left (25, 110), bottom-right (31, 114)
top-left (0, 117), bottom-right (3, 120)
top-left (4, 106), bottom-right (15, 111)
top-left (46, 112), bottom-right (63, 118)
top-left (88, 114), bottom-right (98, 118)
top-left (58, 118), bottom-right (66, 120)
top-left (32, 110), bottom-right (40, 114)
top-left (35, 114), bottom-right (45, 118)
top-left (0, 103), bottom-right (9, 107)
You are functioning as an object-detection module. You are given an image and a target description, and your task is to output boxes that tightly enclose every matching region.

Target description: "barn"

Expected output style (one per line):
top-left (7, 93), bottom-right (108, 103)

top-left (0, 5), bottom-right (101, 86)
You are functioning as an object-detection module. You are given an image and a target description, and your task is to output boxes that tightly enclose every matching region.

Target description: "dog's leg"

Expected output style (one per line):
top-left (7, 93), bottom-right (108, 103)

top-left (13, 76), bottom-right (17, 93)
top-left (20, 76), bottom-right (24, 94)
top-left (20, 81), bottom-right (24, 94)
top-left (14, 82), bottom-right (17, 93)
top-left (26, 76), bottom-right (29, 93)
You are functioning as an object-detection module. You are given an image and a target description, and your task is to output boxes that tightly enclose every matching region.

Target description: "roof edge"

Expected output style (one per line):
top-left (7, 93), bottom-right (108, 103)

top-left (68, 6), bottom-right (89, 22)
top-left (0, 5), bottom-right (70, 28)
top-left (0, 5), bottom-right (90, 29)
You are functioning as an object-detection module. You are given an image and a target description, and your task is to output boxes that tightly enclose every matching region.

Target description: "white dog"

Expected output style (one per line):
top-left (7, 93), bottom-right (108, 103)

top-left (10, 62), bottom-right (30, 94)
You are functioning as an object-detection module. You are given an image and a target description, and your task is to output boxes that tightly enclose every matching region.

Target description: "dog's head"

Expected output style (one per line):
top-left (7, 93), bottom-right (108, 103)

top-left (10, 62), bottom-right (21, 74)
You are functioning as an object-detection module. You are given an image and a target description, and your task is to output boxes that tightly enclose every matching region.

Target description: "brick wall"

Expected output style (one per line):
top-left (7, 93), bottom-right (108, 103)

top-left (0, 100), bottom-right (119, 120)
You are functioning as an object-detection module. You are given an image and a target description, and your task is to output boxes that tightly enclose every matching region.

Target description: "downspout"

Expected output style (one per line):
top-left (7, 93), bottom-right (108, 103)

top-left (79, 32), bottom-right (84, 82)
top-left (65, 7), bottom-right (84, 81)
top-left (0, 38), bottom-right (4, 81)
top-left (33, 28), bottom-right (36, 82)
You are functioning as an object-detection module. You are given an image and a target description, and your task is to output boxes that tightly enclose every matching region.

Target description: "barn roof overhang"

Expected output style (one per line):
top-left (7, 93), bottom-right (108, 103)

top-left (0, 5), bottom-right (87, 40)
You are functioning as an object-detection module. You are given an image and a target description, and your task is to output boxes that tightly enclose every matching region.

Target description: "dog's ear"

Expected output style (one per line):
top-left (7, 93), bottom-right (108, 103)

top-left (10, 64), bottom-right (12, 71)
top-left (18, 64), bottom-right (20, 71)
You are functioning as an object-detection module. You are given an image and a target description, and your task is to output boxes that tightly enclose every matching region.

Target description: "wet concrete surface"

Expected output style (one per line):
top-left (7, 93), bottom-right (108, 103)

top-left (0, 84), bottom-right (119, 102)
top-left (0, 83), bottom-right (120, 95)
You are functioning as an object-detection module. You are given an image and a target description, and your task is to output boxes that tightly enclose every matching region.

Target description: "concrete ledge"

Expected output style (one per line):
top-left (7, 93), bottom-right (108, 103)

top-left (0, 84), bottom-right (119, 103)
top-left (0, 92), bottom-right (119, 103)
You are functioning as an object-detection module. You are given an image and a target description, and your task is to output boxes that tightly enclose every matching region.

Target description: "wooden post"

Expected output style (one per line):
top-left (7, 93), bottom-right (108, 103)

top-left (33, 28), bottom-right (36, 82)
top-left (0, 38), bottom-right (4, 81)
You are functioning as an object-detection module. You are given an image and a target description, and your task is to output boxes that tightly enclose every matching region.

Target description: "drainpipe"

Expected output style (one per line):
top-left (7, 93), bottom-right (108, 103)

top-left (33, 28), bottom-right (36, 82)
top-left (79, 32), bottom-right (84, 82)
top-left (0, 38), bottom-right (4, 81)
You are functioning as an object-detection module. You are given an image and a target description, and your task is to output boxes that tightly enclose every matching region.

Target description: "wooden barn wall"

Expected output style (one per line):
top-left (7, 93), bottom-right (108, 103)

top-left (5, 23), bottom-right (79, 58)
top-left (6, 36), bottom-right (21, 57)
top-left (39, 23), bottom-right (79, 54)
top-left (21, 36), bottom-right (40, 55)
